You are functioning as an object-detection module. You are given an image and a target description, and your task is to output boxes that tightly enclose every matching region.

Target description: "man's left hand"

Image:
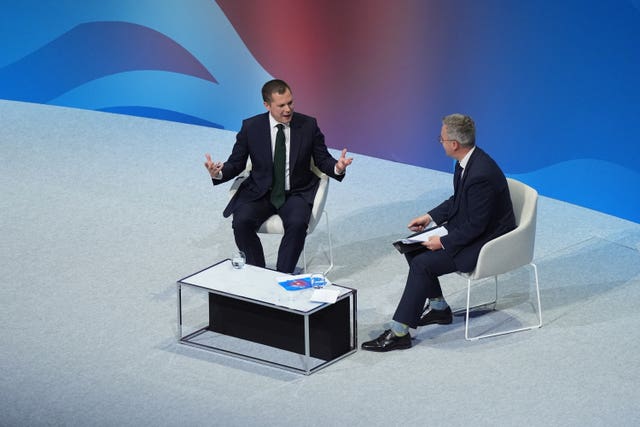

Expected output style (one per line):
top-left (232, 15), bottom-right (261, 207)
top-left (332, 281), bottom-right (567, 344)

top-left (422, 236), bottom-right (443, 251)
top-left (336, 148), bottom-right (354, 174)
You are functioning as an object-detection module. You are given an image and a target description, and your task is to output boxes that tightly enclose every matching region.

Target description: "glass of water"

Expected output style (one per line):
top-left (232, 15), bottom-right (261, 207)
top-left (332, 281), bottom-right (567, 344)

top-left (231, 251), bottom-right (246, 269)
top-left (310, 273), bottom-right (326, 289)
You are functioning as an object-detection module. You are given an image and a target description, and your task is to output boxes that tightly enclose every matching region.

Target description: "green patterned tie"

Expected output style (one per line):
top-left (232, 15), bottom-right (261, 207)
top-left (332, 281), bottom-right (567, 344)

top-left (270, 124), bottom-right (286, 208)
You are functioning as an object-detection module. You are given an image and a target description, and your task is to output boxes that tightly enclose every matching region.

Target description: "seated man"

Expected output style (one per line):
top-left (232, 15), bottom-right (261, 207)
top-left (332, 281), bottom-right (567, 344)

top-left (204, 79), bottom-right (353, 273)
top-left (362, 113), bottom-right (516, 352)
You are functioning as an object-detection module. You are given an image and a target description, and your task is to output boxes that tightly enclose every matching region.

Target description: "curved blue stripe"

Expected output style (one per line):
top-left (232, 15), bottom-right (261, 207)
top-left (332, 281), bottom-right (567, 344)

top-left (49, 71), bottom-right (260, 130)
top-left (0, 21), bottom-right (216, 103)
top-left (511, 159), bottom-right (640, 223)
top-left (99, 106), bottom-right (223, 129)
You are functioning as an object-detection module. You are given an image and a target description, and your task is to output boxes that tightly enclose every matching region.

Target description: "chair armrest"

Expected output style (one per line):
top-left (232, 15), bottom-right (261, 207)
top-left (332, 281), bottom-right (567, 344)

top-left (228, 161), bottom-right (252, 199)
top-left (471, 217), bottom-right (536, 279)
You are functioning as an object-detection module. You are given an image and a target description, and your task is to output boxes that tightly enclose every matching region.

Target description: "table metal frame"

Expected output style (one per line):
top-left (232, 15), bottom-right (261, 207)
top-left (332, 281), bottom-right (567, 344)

top-left (176, 260), bottom-right (357, 375)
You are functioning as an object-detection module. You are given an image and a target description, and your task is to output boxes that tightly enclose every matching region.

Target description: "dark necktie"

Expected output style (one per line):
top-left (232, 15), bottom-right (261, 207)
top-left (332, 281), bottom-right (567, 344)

top-left (270, 124), bottom-right (286, 209)
top-left (454, 162), bottom-right (463, 192)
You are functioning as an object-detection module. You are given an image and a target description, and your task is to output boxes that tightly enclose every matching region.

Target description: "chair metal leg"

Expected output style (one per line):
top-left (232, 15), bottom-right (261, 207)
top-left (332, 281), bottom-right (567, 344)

top-left (464, 263), bottom-right (542, 341)
top-left (301, 210), bottom-right (333, 276)
top-left (302, 246), bottom-right (308, 273)
top-left (323, 210), bottom-right (334, 276)
top-left (453, 275), bottom-right (497, 317)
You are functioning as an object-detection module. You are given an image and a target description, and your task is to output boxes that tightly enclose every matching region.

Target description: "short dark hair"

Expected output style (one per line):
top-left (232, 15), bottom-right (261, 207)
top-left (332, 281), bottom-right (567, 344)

top-left (262, 79), bottom-right (291, 103)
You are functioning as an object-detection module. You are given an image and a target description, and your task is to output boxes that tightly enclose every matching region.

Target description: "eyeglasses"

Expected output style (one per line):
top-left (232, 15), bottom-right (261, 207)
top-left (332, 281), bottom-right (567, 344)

top-left (438, 136), bottom-right (457, 144)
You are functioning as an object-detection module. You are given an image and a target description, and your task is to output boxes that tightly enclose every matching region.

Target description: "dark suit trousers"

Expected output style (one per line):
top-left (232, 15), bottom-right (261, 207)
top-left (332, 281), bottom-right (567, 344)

top-left (231, 193), bottom-right (312, 273)
top-left (392, 248), bottom-right (458, 328)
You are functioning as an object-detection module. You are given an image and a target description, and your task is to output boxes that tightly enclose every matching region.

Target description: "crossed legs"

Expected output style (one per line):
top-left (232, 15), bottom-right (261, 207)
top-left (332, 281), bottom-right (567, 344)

top-left (392, 248), bottom-right (458, 328)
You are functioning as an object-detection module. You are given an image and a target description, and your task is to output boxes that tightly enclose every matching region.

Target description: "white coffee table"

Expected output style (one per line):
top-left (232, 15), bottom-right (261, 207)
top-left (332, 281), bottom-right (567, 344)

top-left (177, 260), bottom-right (357, 375)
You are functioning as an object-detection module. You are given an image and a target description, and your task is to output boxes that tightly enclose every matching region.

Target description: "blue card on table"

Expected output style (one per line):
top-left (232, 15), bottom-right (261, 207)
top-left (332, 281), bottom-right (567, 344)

top-left (276, 274), bottom-right (312, 291)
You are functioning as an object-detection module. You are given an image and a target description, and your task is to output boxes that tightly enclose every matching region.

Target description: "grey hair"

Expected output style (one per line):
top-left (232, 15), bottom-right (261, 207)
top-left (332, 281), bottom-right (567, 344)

top-left (442, 114), bottom-right (475, 147)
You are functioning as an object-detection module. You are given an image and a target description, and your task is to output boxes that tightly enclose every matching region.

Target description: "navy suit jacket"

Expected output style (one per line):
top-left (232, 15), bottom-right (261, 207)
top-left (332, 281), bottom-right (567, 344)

top-left (214, 112), bottom-right (344, 218)
top-left (429, 147), bottom-right (516, 273)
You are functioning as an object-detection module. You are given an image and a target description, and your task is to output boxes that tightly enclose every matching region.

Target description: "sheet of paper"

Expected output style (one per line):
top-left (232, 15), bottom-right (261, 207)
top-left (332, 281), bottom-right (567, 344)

top-left (402, 226), bottom-right (448, 243)
top-left (309, 287), bottom-right (340, 303)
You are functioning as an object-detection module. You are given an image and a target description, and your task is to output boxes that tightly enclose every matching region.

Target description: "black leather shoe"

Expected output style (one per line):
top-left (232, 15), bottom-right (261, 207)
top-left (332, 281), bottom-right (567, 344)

top-left (417, 306), bottom-right (453, 326)
top-left (361, 329), bottom-right (412, 352)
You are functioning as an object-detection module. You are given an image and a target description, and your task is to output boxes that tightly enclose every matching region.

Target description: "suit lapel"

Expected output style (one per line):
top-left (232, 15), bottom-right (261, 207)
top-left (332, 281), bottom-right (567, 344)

top-left (450, 149), bottom-right (479, 216)
top-left (462, 148), bottom-right (479, 183)
top-left (457, 148), bottom-right (480, 190)
top-left (451, 165), bottom-right (463, 216)
top-left (259, 113), bottom-right (272, 158)
top-left (453, 162), bottom-right (463, 194)
top-left (288, 114), bottom-right (303, 169)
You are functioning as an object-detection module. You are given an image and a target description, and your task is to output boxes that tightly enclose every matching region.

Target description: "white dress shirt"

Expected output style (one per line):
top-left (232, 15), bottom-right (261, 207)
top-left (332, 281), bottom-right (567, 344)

top-left (269, 115), bottom-right (292, 190)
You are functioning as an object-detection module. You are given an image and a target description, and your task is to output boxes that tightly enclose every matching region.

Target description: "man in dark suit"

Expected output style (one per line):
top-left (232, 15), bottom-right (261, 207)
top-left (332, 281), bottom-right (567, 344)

top-left (362, 113), bottom-right (515, 352)
top-left (204, 79), bottom-right (353, 273)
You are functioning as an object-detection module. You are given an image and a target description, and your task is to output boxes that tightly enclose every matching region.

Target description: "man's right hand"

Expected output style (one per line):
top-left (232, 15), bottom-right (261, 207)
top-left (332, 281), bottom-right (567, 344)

top-left (408, 214), bottom-right (432, 232)
top-left (204, 153), bottom-right (223, 179)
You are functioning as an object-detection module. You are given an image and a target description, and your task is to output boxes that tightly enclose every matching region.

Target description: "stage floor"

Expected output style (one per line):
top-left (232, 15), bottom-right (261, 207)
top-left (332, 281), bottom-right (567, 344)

top-left (2, 100), bottom-right (639, 426)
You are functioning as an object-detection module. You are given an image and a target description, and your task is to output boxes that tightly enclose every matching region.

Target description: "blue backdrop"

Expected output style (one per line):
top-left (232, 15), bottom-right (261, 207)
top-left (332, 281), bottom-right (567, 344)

top-left (1, 0), bottom-right (639, 223)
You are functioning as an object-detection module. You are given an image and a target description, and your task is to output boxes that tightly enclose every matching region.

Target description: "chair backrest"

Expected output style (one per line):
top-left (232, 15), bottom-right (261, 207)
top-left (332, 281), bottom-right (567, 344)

top-left (307, 163), bottom-right (329, 234)
top-left (228, 159), bottom-right (329, 235)
top-left (469, 178), bottom-right (538, 279)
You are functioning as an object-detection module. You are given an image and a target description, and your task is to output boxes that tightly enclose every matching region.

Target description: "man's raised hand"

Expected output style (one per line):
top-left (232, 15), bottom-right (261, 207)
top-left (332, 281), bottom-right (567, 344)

top-left (336, 148), bottom-right (353, 174)
top-left (204, 153), bottom-right (223, 178)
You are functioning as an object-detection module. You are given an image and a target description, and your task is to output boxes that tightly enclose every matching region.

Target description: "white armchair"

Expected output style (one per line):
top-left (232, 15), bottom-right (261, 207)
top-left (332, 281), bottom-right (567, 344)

top-left (229, 161), bottom-right (333, 275)
top-left (456, 177), bottom-right (542, 340)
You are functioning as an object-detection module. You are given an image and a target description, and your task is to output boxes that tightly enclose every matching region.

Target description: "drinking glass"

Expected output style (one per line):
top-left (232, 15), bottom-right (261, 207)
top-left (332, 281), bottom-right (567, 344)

top-left (231, 251), bottom-right (246, 269)
top-left (310, 273), bottom-right (326, 289)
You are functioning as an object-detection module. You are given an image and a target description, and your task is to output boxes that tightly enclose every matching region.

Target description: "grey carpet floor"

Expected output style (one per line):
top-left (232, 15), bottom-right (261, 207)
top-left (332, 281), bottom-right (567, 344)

top-left (2, 100), bottom-right (639, 426)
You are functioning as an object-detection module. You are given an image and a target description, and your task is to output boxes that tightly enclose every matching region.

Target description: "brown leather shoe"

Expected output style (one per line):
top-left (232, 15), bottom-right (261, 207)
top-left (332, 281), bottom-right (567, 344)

top-left (361, 329), bottom-right (412, 352)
